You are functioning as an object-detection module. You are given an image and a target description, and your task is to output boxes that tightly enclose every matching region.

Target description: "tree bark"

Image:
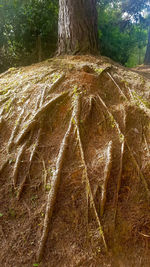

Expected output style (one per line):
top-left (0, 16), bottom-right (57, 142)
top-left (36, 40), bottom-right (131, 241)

top-left (58, 0), bottom-right (99, 55)
top-left (144, 27), bottom-right (150, 65)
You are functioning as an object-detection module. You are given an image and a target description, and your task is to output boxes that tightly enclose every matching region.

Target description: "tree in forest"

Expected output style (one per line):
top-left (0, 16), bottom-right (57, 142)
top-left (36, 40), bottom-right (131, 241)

top-left (122, 0), bottom-right (150, 64)
top-left (0, 0), bottom-right (58, 72)
top-left (58, 0), bottom-right (99, 54)
top-left (144, 17), bottom-right (150, 64)
top-left (0, 0), bottom-right (150, 266)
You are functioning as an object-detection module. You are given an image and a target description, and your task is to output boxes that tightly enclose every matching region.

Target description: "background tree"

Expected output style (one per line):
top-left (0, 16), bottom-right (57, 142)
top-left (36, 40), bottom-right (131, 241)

top-left (121, 0), bottom-right (150, 64)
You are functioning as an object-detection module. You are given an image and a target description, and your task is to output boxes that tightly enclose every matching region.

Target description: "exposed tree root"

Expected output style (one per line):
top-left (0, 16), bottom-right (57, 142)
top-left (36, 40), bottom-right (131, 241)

top-left (106, 72), bottom-right (128, 101)
top-left (47, 72), bottom-right (65, 94)
top-left (76, 124), bottom-right (108, 251)
top-left (36, 110), bottom-right (73, 262)
top-left (97, 94), bottom-right (150, 200)
top-left (15, 91), bottom-right (68, 145)
top-left (114, 110), bottom-right (126, 225)
top-left (17, 173), bottom-right (28, 200)
top-left (100, 141), bottom-right (113, 217)
top-left (73, 94), bottom-right (108, 251)
top-left (39, 85), bottom-right (47, 107)
top-left (113, 140), bottom-right (125, 225)
top-left (12, 141), bottom-right (28, 187)
top-left (33, 95), bottom-right (42, 113)
top-left (126, 142), bottom-right (150, 200)
top-left (17, 127), bottom-right (42, 200)
top-left (82, 95), bottom-right (94, 123)
top-left (143, 133), bottom-right (150, 156)
top-left (7, 99), bottom-right (30, 152)
top-left (29, 128), bottom-right (42, 163)
top-left (0, 158), bottom-right (9, 174)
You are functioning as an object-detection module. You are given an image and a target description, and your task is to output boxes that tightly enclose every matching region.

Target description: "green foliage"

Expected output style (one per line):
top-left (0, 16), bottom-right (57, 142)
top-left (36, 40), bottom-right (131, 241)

top-left (0, 0), bottom-right (149, 70)
top-left (0, 0), bottom-right (58, 72)
top-left (98, 2), bottom-right (148, 66)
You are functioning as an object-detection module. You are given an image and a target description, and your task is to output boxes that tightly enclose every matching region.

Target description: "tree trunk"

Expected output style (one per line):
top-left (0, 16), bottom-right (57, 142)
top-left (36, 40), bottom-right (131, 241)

top-left (144, 27), bottom-right (150, 65)
top-left (58, 0), bottom-right (99, 55)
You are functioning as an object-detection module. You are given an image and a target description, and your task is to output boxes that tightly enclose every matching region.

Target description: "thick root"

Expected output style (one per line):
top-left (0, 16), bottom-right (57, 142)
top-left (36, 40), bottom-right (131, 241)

top-left (73, 94), bottom-right (108, 251)
top-left (12, 141), bottom-right (28, 187)
top-left (143, 133), bottom-right (150, 156)
top-left (76, 125), bottom-right (108, 251)
top-left (113, 140), bottom-right (125, 225)
top-left (47, 73), bottom-right (65, 94)
top-left (17, 174), bottom-right (28, 200)
top-left (106, 72), bottom-right (128, 101)
top-left (37, 112), bottom-right (72, 262)
top-left (100, 141), bottom-right (113, 217)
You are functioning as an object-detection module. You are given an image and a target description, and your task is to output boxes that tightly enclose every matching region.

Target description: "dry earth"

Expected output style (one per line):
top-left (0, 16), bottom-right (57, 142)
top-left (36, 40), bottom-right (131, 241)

top-left (0, 55), bottom-right (150, 267)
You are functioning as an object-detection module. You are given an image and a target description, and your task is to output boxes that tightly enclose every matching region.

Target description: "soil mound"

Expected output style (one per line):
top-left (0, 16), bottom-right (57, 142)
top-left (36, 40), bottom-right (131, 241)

top-left (0, 55), bottom-right (150, 266)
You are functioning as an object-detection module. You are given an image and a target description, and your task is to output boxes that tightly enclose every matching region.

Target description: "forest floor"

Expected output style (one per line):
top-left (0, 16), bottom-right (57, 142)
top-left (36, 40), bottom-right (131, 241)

top-left (0, 55), bottom-right (150, 267)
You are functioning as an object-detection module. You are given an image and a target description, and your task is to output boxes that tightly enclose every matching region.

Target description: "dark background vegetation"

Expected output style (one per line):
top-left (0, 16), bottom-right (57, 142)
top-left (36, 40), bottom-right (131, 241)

top-left (0, 0), bottom-right (149, 73)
